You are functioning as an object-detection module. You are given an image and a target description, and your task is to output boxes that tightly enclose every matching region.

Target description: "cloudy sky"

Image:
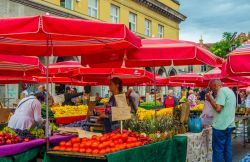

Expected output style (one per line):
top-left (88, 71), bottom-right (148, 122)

top-left (178, 0), bottom-right (250, 43)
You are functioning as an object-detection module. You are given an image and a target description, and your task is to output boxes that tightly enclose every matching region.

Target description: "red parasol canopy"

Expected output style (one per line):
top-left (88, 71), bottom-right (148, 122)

top-left (226, 40), bottom-right (250, 76)
top-left (71, 68), bottom-right (154, 86)
top-left (124, 38), bottom-right (223, 68)
top-left (0, 54), bottom-right (45, 76)
top-left (36, 77), bottom-right (97, 86)
top-left (0, 16), bottom-right (141, 57)
top-left (169, 73), bottom-right (203, 82)
top-left (0, 76), bottom-right (38, 84)
top-left (47, 61), bottom-right (82, 77)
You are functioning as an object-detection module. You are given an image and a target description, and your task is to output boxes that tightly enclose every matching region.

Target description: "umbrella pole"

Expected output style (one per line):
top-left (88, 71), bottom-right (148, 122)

top-left (153, 67), bottom-right (157, 116)
top-left (45, 56), bottom-right (50, 151)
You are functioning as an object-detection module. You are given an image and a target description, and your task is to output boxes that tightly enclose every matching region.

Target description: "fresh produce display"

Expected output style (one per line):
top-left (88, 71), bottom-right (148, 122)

top-left (136, 107), bottom-right (173, 120)
top-left (99, 98), bottom-right (109, 104)
top-left (191, 103), bottom-right (204, 111)
top-left (52, 129), bottom-right (152, 154)
top-left (140, 101), bottom-right (162, 108)
top-left (29, 128), bottom-right (44, 138)
top-left (50, 123), bottom-right (59, 132)
top-left (53, 105), bottom-right (88, 118)
top-left (14, 129), bottom-right (35, 140)
top-left (0, 131), bottom-right (24, 146)
top-left (63, 120), bottom-right (89, 131)
top-left (2, 127), bottom-right (17, 136)
top-left (41, 104), bottom-right (54, 119)
top-left (179, 96), bottom-right (187, 103)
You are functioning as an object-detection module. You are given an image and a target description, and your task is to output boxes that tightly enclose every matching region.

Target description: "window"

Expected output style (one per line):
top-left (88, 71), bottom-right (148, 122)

top-left (88, 0), bottom-right (98, 18)
top-left (158, 24), bottom-right (164, 38)
top-left (129, 12), bottom-right (137, 32)
top-left (110, 5), bottom-right (119, 23)
top-left (144, 19), bottom-right (151, 37)
top-left (188, 65), bottom-right (193, 72)
top-left (201, 65), bottom-right (207, 72)
top-left (60, 0), bottom-right (73, 10)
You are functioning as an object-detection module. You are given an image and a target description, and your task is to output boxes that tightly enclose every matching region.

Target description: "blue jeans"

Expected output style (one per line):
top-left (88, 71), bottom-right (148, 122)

top-left (212, 127), bottom-right (234, 162)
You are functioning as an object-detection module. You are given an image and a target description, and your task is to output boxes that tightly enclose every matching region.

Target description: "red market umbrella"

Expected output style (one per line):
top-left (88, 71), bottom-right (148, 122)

top-left (71, 68), bottom-right (154, 86)
top-left (0, 54), bottom-right (45, 76)
top-left (47, 61), bottom-right (82, 77)
top-left (226, 40), bottom-right (250, 76)
top-left (36, 77), bottom-right (97, 86)
top-left (0, 76), bottom-right (38, 84)
top-left (169, 73), bottom-right (203, 82)
top-left (0, 15), bottom-right (141, 56)
top-left (125, 38), bottom-right (223, 67)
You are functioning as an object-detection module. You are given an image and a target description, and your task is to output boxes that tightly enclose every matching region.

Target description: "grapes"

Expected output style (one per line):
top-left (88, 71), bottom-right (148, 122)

top-left (14, 129), bottom-right (35, 140)
top-left (63, 120), bottom-right (90, 131)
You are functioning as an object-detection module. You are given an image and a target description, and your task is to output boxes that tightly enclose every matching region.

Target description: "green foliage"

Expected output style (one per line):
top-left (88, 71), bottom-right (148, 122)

top-left (209, 32), bottom-right (248, 58)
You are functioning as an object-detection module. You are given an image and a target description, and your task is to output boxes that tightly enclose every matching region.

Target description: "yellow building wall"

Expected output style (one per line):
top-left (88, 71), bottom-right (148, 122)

top-left (157, 0), bottom-right (180, 11)
top-left (40, 0), bottom-right (180, 39)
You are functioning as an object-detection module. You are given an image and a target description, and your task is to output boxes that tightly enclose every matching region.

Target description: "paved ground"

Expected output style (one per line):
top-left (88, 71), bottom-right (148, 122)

top-left (232, 136), bottom-right (250, 162)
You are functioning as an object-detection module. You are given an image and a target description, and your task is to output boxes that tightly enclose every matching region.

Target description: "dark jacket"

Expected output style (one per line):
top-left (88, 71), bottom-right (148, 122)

top-left (62, 92), bottom-right (83, 106)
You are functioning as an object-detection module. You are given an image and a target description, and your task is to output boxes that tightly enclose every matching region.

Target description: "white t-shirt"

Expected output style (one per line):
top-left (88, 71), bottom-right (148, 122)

top-left (245, 95), bottom-right (250, 108)
top-left (8, 96), bottom-right (43, 130)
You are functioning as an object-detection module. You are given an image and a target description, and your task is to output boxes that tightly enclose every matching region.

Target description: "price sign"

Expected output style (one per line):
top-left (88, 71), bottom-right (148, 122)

top-left (111, 106), bottom-right (131, 121)
top-left (114, 93), bottom-right (128, 107)
top-left (90, 96), bottom-right (96, 102)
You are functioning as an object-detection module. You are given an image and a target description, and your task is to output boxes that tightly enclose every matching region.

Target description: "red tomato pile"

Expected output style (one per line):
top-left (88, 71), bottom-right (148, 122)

top-left (53, 130), bottom-right (152, 155)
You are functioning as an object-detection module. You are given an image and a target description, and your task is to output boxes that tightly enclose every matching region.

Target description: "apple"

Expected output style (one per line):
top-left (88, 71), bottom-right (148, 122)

top-left (24, 138), bottom-right (30, 142)
top-left (0, 131), bottom-right (3, 136)
top-left (6, 139), bottom-right (12, 145)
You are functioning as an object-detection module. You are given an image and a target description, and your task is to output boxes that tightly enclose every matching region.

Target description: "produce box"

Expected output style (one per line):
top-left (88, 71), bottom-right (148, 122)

top-left (139, 105), bottom-right (164, 110)
top-left (56, 115), bottom-right (87, 125)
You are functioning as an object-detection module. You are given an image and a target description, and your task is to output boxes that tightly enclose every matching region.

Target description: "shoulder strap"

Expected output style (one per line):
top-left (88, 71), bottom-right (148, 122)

top-left (16, 97), bottom-right (34, 109)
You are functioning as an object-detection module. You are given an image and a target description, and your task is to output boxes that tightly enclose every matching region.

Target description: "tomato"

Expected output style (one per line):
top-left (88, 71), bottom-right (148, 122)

top-left (127, 138), bottom-right (133, 143)
top-left (119, 144), bottom-right (125, 150)
top-left (105, 147), bottom-right (111, 153)
top-left (59, 141), bottom-right (66, 147)
top-left (95, 136), bottom-right (101, 142)
top-left (80, 143), bottom-right (85, 148)
top-left (71, 137), bottom-right (80, 144)
top-left (92, 149), bottom-right (99, 154)
top-left (121, 133), bottom-right (128, 141)
top-left (72, 147), bottom-right (80, 152)
top-left (53, 146), bottom-right (60, 150)
top-left (125, 143), bottom-right (132, 149)
top-left (85, 141), bottom-right (92, 148)
top-left (111, 148), bottom-right (116, 153)
top-left (109, 142), bottom-right (115, 147)
top-left (102, 141), bottom-right (109, 148)
top-left (86, 148), bottom-right (92, 154)
top-left (100, 137), bottom-right (106, 142)
top-left (59, 146), bottom-right (66, 151)
top-left (131, 137), bottom-right (137, 143)
top-left (130, 143), bottom-right (136, 148)
top-left (81, 137), bottom-right (88, 143)
top-left (73, 143), bottom-right (80, 148)
top-left (65, 147), bottom-right (72, 152)
top-left (98, 144), bottom-right (104, 149)
top-left (91, 142), bottom-right (99, 149)
top-left (99, 149), bottom-right (106, 155)
top-left (91, 135), bottom-right (97, 140)
top-left (118, 139), bottom-right (123, 144)
top-left (79, 148), bottom-right (86, 153)
top-left (65, 142), bottom-right (72, 147)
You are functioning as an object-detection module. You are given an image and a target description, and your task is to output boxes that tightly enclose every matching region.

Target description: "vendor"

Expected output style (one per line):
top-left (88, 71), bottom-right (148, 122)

top-left (8, 93), bottom-right (44, 130)
top-left (98, 77), bottom-right (123, 133)
top-left (63, 87), bottom-right (84, 106)
top-left (163, 90), bottom-right (178, 108)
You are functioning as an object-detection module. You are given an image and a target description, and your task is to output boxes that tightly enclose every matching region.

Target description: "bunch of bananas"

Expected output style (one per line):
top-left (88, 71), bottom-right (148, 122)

top-left (53, 105), bottom-right (88, 118)
top-left (100, 98), bottom-right (109, 104)
top-left (192, 103), bottom-right (204, 111)
top-left (137, 107), bottom-right (173, 120)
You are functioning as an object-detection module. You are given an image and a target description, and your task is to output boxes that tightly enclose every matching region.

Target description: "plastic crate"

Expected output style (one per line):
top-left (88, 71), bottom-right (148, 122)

top-left (56, 115), bottom-right (87, 125)
top-left (95, 107), bottom-right (105, 113)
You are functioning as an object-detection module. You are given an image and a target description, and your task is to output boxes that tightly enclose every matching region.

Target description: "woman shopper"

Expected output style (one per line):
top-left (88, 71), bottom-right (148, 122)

top-left (98, 77), bottom-right (123, 133)
top-left (188, 89), bottom-right (197, 109)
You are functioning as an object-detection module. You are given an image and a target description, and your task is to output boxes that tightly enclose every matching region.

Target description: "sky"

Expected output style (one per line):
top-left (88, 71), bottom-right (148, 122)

top-left (178, 0), bottom-right (250, 43)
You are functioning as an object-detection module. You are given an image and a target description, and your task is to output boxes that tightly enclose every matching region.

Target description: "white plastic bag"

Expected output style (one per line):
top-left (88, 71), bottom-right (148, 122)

top-left (201, 100), bottom-right (216, 126)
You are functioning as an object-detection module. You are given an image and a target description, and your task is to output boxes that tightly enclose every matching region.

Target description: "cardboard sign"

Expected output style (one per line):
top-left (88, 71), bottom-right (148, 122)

top-left (112, 106), bottom-right (131, 121)
top-left (90, 96), bottom-right (96, 102)
top-left (77, 129), bottom-right (102, 138)
top-left (114, 93), bottom-right (128, 107)
top-left (53, 94), bottom-right (65, 104)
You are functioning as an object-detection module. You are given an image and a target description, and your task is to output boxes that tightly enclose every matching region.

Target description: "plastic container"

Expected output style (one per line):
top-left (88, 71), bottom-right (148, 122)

top-left (55, 115), bottom-right (87, 125)
top-left (188, 115), bottom-right (203, 133)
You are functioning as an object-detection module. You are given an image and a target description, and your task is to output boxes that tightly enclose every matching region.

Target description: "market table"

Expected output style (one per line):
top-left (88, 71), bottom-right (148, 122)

top-left (44, 136), bottom-right (187, 162)
top-left (0, 135), bottom-right (75, 162)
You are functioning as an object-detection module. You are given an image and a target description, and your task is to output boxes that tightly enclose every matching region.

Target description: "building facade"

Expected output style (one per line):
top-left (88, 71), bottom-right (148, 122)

top-left (0, 0), bottom-right (186, 106)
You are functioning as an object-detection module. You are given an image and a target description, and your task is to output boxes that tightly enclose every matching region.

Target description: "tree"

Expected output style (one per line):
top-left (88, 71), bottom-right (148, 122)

top-left (209, 32), bottom-right (248, 58)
